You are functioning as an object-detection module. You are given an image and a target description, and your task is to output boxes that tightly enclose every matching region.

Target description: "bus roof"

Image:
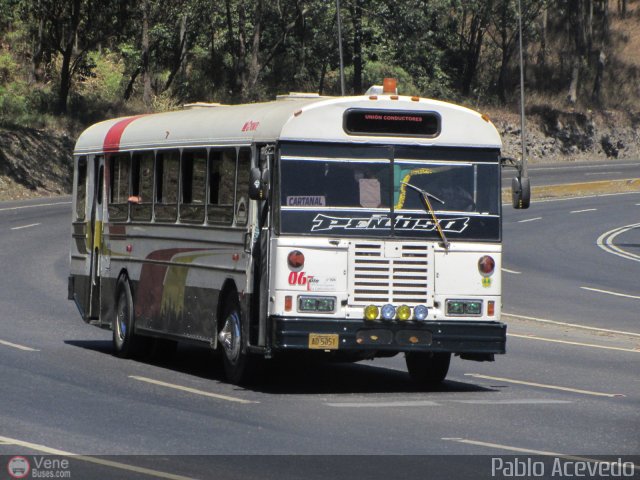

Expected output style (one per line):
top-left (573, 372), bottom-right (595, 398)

top-left (73, 95), bottom-right (501, 155)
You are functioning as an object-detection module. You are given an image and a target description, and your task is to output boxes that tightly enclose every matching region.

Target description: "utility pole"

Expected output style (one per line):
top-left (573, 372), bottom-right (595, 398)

top-left (517, 0), bottom-right (527, 177)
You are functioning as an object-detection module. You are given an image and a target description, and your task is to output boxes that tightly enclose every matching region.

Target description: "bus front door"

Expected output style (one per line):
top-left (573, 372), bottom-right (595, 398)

top-left (87, 156), bottom-right (104, 320)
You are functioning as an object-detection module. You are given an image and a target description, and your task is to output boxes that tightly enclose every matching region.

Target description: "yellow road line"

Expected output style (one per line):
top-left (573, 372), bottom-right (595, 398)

top-left (0, 434), bottom-right (197, 480)
top-left (502, 312), bottom-right (640, 338)
top-left (129, 375), bottom-right (258, 404)
top-left (464, 373), bottom-right (624, 398)
top-left (508, 333), bottom-right (640, 354)
top-left (441, 437), bottom-right (639, 470)
top-left (0, 339), bottom-right (39, 352)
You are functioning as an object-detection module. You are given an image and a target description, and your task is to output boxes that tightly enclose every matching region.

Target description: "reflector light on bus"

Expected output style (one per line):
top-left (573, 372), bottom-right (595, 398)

top-left (381, 304), bottom-right (396, 321)
top-left (478, 255), bottom-right (495, 276)
top-left (488, 301), bottom-right (495, 316)
top-left (396, 305), bottom-right (411, 321)
top-left (287, 250), bottom-right (305, 269)
top-left (383, 78), bottom-right (397, 94)
top-left (284, 296), bottom-right (293, 312)
top-left (364, 305), bottom-right (379, 321)
top-left (413, 305), bottom-right (429, 321)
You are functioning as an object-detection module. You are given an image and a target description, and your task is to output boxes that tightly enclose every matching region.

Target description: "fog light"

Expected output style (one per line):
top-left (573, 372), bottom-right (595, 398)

top-left (381, 304), bottom-right (396, 321)
top-left (364, 305), bottom-right (379, 321)
top-left (397, 305), bottom-right (411, 321)
top-left (413, 304), bottom-right (429, 321)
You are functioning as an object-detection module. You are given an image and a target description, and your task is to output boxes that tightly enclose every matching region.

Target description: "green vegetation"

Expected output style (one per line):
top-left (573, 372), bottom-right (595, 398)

top-left (0, 0), bottom-right (637, 129)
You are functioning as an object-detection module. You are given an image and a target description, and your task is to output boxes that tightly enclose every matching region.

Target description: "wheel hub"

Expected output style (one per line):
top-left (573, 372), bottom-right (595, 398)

top-left (218, 312), bottom-right (241, 363)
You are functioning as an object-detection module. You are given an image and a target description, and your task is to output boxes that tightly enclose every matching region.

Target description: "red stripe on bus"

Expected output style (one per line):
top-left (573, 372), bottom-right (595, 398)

top-left (103, 115), bottom-right (146, 153)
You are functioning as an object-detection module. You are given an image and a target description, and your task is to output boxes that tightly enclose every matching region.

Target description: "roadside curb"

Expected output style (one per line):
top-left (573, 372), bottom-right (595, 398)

top-left (502, 178), bottom-right (640, 202)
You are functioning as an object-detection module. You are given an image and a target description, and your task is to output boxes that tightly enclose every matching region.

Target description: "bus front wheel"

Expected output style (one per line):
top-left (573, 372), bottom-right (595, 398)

top-left (405, 352), bottom-right (451, 387)
top-left (218, 293), bottom-right (260, 385)
top-left (113, 278), bottom-right (149, 358)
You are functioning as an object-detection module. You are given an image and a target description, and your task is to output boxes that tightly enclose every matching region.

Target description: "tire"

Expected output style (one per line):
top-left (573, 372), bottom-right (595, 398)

top-left (405, 352), bottom-right (451, 387)
top-left (218, 292), bottom-right (260, 385)
top-left (112, 278), bottom-right (150, 358)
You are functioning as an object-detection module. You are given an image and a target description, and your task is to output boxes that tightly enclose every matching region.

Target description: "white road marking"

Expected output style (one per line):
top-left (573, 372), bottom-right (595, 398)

top-left (584, 171), bottom-right (622, 176)
top-left (502, 268), bottom-right (521, 274)
top-left (0, 339), bottom-right (39, 352)
top-left (0, 434), bottom-right (196, 480)
top-left (532, 191), bottom-right (640, 204)
top-left (441, 437), bottom-right (639, 470)
top-left (528, 162), bottom-right (640, 172)
top-left (581, 286), bottom-right (640, 301)
top-left (10, 223), bottom-right (40, 231)
top-left (465, 373), bottom-right (624, 398)
top-left (508, 333), bottom-right (640, 354)
top-left (0, 201), bottom-right (70, 212)
top-left (570, 208), bottom-right (597, 213)
top-left (129, 375), bottom-right (258, 404)
top-left (451, 399), bottom-right (572, 405)
top-left (517, 217), bottom-right (542, 223)
top-left (597, 223), bottom-right (640, 263)
top-left (502, 312), bottom-right (640, 338)
top-left (326, 400), bottom-right (439, 407)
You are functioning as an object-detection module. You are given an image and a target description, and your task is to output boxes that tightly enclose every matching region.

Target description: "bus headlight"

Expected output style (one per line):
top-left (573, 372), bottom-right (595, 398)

top-left (396, 305), bottom-right (411, 321)
top-left (413, 305), bottom-right (429, 321)
top-left (381, 304), bottom-right (396, 321)
top-left (364, 305), bottom-right (379, 321)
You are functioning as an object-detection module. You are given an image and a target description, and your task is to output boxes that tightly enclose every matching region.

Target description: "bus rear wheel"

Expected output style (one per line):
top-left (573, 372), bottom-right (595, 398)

top-left (113, 278), bottom-right (149, 358)
top-left (218, 293), bottom-right (260, 385)
top-left (405, 352), bottom-right (451, 387)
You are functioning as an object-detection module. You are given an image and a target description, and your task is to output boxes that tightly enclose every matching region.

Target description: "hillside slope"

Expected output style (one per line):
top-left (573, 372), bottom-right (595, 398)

top-left (0, 127), bottom-right (73, 200)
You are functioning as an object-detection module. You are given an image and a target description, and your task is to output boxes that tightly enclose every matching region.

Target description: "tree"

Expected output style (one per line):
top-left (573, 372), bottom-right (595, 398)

top-left (23, 0), bottom-right (127, 114)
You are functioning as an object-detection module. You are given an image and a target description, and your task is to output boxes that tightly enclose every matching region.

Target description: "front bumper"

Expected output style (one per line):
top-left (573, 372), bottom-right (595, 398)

top-left (271, 317), bottom-right (506, 354)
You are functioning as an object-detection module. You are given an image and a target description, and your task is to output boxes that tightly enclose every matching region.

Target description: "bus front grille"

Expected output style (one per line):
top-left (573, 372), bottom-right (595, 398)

top-left (348, 242), bottom-right (433, 306)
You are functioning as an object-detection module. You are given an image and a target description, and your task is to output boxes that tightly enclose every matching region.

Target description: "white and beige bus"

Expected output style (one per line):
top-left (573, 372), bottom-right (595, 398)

top-left (69, 81), bottom-right (529, 385)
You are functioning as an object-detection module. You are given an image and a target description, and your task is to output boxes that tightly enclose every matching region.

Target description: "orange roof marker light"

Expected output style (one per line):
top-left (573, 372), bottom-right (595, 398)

top-left (383, 78), bottom-right (398, 94)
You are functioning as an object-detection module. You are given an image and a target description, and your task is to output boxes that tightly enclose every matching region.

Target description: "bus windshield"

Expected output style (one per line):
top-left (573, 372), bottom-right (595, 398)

top-left (278, 142), bottom-right (501, 241)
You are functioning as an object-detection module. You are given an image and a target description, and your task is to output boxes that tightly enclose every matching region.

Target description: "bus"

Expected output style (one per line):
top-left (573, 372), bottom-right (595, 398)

top-left (68, 80), bottom-right (529, 386)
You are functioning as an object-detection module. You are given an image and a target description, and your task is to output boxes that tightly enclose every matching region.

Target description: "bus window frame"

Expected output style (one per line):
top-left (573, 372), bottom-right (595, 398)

top-left (75, 156), bottom-right (87, 222)
top-left (179, 148), bottom-right (207, 224)
top-left (107, 152), bottom-right (132, 222)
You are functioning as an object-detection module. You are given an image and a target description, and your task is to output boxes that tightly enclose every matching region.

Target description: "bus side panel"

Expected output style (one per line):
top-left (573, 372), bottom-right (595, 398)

top-left (112, 225), bottom-right (246, 345)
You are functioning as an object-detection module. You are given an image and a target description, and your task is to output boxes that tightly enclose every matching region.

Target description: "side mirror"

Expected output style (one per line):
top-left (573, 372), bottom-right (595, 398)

top-left (512, 176), bottom-right (530, 209)
top-left (249, 167), bottom-right (269, 200)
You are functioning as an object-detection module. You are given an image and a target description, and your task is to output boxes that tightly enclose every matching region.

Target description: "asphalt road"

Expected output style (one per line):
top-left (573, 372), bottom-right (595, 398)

top-left (501, 160), bottom-right (640, 188)
top-left (0, 190), bottom-right (638, 479)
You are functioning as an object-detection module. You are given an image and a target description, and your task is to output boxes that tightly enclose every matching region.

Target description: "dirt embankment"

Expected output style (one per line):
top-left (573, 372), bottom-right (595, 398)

top-left (491, 106), bottom-right (640, 164)
top-left (0, 107), bottom-right (638, 202)
top-left (0, 126), bottom-right (74, 201)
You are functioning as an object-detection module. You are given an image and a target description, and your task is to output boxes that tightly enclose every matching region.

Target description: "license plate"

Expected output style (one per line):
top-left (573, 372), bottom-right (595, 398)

top-left (308, 333), bottom-right (339, 350)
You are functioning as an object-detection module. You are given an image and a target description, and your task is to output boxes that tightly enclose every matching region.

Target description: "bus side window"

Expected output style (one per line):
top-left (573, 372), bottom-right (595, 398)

top-left (155, 150), bottom-right (179, 222)
top-left (130, 151), bottom-right (154, 221)
top-left (108, 153), bottom-right (130, 222)
top-left (180, 149), bottom-right (206, 224)
top-left (75, 156), bottom-right (87, 221)
top-left (235, 147), bottom-right (251, 226)
top-left (207, 149), bottom-right (235, 225)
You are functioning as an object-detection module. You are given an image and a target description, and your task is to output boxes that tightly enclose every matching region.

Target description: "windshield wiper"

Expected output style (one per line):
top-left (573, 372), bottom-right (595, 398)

top-left (402, 182), bottom-right (450, 250)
